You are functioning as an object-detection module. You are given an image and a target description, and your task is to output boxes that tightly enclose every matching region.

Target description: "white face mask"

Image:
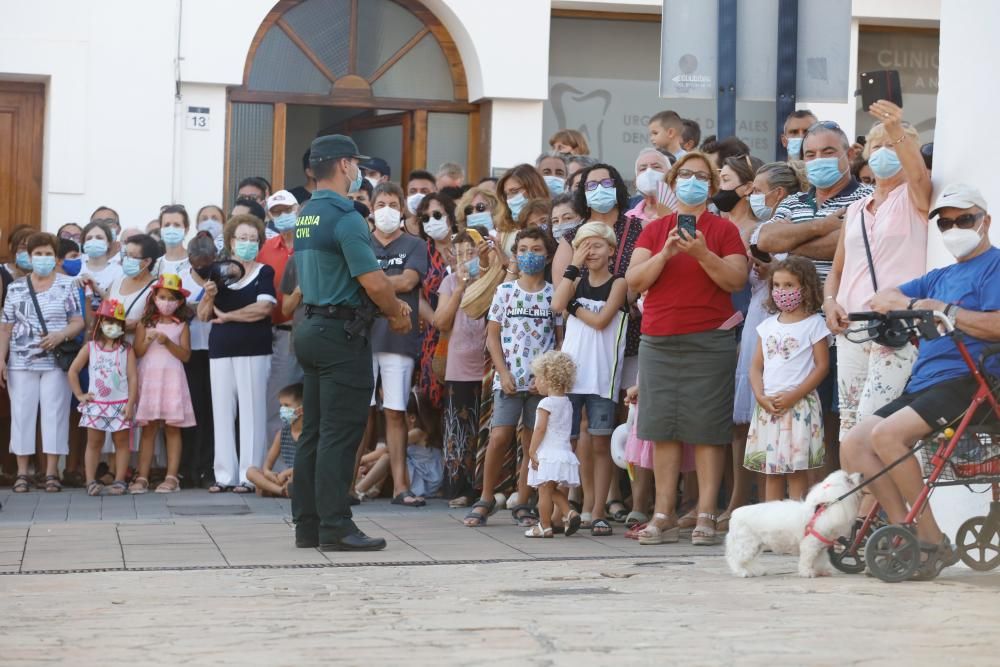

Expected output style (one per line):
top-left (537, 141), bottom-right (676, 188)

top-left (423, 218), bottom-right (450, 241)
top-left (406, 193), bottom-right (425, 214)
top-left (373, 207), bottom-right (402, 234)
top-left (941, 224), bottom-right (983, 259)
top-left (635, 168), bottom-right (663, 196)
top-left (365, 176), bottom-right (380, 190)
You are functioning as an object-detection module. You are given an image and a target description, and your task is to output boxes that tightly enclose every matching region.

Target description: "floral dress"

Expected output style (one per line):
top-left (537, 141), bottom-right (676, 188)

top-left (418, 240), bottom-right (448, 409)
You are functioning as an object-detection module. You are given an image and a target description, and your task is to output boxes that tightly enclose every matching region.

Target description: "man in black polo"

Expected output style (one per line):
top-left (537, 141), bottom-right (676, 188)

top-left (292, 134), bottom-right (411, 552)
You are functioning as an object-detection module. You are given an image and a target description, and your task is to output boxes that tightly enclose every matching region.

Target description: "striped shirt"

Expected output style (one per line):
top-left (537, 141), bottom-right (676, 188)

top-left (768, 180), bottom-right (873, 282)
top-left (2, 275), bottom-right (82, 371)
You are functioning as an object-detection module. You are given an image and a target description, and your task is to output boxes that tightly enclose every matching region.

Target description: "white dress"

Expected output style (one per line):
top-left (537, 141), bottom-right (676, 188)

top-left (527, 396), bottom-right (580, 488)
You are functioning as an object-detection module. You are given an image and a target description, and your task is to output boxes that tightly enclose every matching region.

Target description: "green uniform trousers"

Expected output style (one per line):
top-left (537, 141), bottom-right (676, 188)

top-left (292, 317), bottom-right (374, 543)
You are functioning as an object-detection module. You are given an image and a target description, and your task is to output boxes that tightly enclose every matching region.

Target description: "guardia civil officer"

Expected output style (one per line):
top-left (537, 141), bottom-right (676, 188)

top-left (292, 135), bottom-right (411, 551)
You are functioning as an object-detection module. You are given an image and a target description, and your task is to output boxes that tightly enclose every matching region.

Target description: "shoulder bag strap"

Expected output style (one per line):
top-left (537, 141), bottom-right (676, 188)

top-left (123, 279), bottom-right (156, 318)
top-left (26, 276), bottom-right (51, 337)
top-left (612, 216), bottom-right (633, 276)
top-left (860, 208), bottom-right (879, 293)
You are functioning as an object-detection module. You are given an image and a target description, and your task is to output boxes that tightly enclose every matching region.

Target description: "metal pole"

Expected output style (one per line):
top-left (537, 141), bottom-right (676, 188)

top-left (775, 0), bottom-right (799, 160)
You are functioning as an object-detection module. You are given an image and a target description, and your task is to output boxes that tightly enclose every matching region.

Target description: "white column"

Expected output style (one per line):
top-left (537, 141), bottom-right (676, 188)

top-left (489, 100), bottom-right (546, 173)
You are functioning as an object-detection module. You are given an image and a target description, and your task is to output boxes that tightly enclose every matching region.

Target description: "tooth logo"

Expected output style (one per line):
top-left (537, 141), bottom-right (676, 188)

top-left (550, 82), bottom-right (612, 160)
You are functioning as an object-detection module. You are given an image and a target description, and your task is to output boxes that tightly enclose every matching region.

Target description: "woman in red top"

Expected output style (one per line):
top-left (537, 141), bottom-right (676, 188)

top-left (625, 152), bottom-right (748, 547)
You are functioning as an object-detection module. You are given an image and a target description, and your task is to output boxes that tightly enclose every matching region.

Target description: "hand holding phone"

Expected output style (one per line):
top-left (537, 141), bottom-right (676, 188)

top-left (677, 214), bottom-right (697, 240)
top-left (859, 70), bottom-right (902, 110)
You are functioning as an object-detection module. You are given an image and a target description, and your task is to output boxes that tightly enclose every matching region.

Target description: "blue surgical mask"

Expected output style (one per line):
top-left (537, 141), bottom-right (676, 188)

top-left (786, 137), bottom-right (803, 159)
top-left (675, 176), bottom-right (709, 206)
top-left (466, 211), bottom-right (494, 231)
top-left (31, 256), bottom-right (56, 277)
top-left (160, 226), bottom-right (185, 246)
top-left (273, 212), bottom-right (297, 232)
top-left (516, 252), bottom-right (546, 275)
top-left (585, 185), bottom-right (617, 213)
top-left (348, 163), bottom-right (363, 194)
top-left (544, 175), bottom-right (565, 196)
top-left (867, 147), bottom-right (902, 180)
top-left (279, 406), bottom-right (298, 425)
top-left (806, 157), bottom-right (845, 189)
top-left (749, 193), bottom-right (773, 221)
top-left (506, 193), bottom-right (527, 219)
top-left (553, 220), bottom-right (581, 240)
top-left (62, 257), bottom-right (82, 277)
top-left (122, 256), bottom-right (144, 277)
top-left (15, 251), bottom-right (32, 271)
top-left (234, 240), bottom-right (258, 262)
top-left (464, 256), bottom-right (480, 278)
top-left (83, 239), bottom-right (108, 259)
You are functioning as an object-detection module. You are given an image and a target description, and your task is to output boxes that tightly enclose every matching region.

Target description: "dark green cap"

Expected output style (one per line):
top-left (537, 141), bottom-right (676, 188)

top-left (309, 134), bottom-right (369, 165)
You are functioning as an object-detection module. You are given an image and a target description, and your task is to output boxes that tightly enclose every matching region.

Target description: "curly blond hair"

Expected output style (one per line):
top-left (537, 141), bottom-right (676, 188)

top-left (531, 351), bottom-right (576, 395)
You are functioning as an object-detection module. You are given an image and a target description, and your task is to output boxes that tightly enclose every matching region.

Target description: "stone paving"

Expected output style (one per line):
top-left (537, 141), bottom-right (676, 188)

top-left (0, 489), bottom-right (998, 665)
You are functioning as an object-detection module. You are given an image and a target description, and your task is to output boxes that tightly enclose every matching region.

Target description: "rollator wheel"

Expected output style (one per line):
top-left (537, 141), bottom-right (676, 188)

top-left (864, 525), bottom-right (920, 583)
top-left (956, 516), bottom-right (1000, 571)
top-left (829, 536), bottom-right (866, 574)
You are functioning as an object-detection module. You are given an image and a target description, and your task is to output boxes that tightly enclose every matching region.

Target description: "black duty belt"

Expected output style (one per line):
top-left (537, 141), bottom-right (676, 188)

top-left (304, 304), bottom-right (358, 320)
top-left (274, 324), bottom-right (293, 332)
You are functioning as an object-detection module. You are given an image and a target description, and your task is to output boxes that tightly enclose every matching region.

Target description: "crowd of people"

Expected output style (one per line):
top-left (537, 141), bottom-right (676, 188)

top-left (2, 100), bottom-right (998, 574)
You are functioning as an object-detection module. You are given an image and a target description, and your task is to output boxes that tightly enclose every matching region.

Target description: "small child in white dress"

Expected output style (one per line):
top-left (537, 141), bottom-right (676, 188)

top-left (526, 351), bottom-right (582, 538)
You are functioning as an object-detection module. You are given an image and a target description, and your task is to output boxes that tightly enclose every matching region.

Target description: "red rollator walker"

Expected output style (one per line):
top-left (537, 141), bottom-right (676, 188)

top-left (828, 309), bottom-right (1000, 582)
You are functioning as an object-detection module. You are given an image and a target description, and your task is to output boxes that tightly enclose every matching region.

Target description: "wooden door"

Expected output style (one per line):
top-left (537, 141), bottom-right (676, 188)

top-left (0, 82), bottom-right (44, 257)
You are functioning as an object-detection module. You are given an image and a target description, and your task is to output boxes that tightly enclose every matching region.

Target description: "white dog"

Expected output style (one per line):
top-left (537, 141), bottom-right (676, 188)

top-left (726, 470), bottom-right (863, 578)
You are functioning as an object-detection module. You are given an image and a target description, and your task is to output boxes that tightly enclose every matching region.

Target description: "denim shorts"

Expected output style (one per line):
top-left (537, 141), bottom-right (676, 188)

top-left (569, 393), bottom-right (619, 438)
top-left (491, 390), bottom-right (543, 429)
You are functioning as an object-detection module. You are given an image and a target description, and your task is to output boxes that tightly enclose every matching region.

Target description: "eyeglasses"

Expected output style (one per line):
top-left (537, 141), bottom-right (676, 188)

top-left (936, 211), bottom-right (984, 232)
top-left (676, 169), bottom-right (712, 182)
top-left (234, 236), bottom-right (259, 243)
top-left (92, 218), bottom-right (118, 227)
top-left (464, 203), bottom-right (489, 216)
top-left (419, 211), bottom-right (445, 223)
top-left (585, 178), bottom-right (615, 191)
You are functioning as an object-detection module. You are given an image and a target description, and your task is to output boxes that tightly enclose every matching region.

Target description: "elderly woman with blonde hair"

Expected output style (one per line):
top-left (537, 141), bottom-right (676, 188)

top-left (822, 101), bottom-right (932, 442)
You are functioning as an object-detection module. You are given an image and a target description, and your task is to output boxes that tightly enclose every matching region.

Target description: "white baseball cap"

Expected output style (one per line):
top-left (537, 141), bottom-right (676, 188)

top-left (929, 184), bottom-right (988, 219)
top-left (266, 189), bottom-right (298, 211)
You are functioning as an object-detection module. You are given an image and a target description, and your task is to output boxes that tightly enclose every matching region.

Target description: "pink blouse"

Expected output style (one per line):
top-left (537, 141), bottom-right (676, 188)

top-left (837, 183), bottom-right (927, 313)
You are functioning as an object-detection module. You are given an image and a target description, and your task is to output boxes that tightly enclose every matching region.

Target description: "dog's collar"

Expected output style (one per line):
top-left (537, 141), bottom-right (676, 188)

top-left (804, 503), bottom-right (836, 546)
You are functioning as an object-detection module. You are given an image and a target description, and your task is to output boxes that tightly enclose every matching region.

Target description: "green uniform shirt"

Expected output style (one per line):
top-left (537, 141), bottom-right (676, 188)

top-left (293, 189), bottom-right (380, 307)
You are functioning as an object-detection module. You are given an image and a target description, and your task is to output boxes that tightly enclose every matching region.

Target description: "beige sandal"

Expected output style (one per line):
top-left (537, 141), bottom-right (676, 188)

top-left (715, 511), bottom-right (731, 534)
top-left (128, 476), bottom-right (150, 495)
top-left (678, 509), bottom-right (698, 534)
top-left (155, 475), bottom-right (180, 494)
top-left (691, 513), bottom-right (718, 546)
top-left (638, 513), bottom-right (680, 545)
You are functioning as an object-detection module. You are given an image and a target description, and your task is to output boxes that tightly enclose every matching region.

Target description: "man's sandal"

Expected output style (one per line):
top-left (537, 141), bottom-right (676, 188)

top-left (511, 504), bottom-right (538, 528)
top-left (12, 475), bottom-right (31, 493)
top-left (691, 513), bottom-right (718, 546)
top-left (463, 498), bottom-right (497, 527)
top-left (44, 475), bottom-right (62, 493)
top-left (606, 501), bottom-right (629, 523)
top-left (87, 480), bottom-right (104, 497)
top-left (591, 518), bottom-right (613, 537)
top-left (911, 536), bottom-right (959, 581)
top-left (638, 513), bottom-right (679, 545)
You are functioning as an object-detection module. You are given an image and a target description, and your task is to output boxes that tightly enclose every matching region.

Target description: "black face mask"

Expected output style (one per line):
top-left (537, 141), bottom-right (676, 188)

top-left (711, 187), bottom-right (743, 213)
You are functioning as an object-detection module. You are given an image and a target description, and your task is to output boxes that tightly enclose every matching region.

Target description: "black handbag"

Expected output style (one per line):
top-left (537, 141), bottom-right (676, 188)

top-left (26, 276), bottom-right (82, 371)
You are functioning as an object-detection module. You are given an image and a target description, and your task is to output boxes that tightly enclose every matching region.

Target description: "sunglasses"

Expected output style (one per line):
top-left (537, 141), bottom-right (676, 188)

top-left (936, 211), bottom-right (983, 232)
top-left (584, 178), bottom-right (615, 191)
top-left (464, 203), bottom-right (489, 216)
top-left (807, 120), bottom-right (842, 133)
top-left (419, 211), bottom-right (446, 223)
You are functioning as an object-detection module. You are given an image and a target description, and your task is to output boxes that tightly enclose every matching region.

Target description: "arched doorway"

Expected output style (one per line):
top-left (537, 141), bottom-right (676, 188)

top-left (227, 0), bottom-right (482, 203)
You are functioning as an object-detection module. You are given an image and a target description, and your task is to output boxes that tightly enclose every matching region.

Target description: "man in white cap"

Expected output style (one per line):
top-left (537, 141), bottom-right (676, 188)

top-left (259, 189), bottom-right (304, 442)
top-left (841, 183), bottom-right (1000, 581)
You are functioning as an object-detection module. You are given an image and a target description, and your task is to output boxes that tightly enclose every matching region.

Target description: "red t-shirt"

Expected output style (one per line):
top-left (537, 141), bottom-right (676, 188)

top-left (257, 234), bottom-right (294, 325)
top-left (635, 212), bottom-right (746, 336)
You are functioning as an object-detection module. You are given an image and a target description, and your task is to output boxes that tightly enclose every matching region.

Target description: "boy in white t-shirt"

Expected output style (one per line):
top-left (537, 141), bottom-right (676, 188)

top-left (464, 228), bottom-right (563, 528)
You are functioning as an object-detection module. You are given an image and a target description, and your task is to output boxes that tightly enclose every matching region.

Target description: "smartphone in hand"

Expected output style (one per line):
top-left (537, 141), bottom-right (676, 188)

top-left (859, 70), bottom-right (902, 110)
top-left (677, 214), bottom-right (697, 239)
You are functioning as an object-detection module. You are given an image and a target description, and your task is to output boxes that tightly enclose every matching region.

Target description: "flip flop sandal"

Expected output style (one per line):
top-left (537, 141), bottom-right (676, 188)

top-left (625, 511), bottom-right (649, 529)
top-left (391, 490), bottom-right (426, 507)
top-left (911, 536), bottom-right (960, 581)
top-left (463, 498), bottom-right (496, 527)
top-left (12, 475), bottom-right (31, 493)
top-left (524, 524), bottom-right (553, 538)
top-left (87, 480), bottom-right (104, 497)
top-left (605, 501), bottom-right (629, 523)
top-left (564, 511), bottom-right (582, 537)
top-left (511, 504), bottom-right (539, 528)
top-left (591, 518), bottom-right (614, 537)
top-left (691, 513), bottom-right (718, 546)
top-left (106, 480), bottom-right (128, 496)
top-left (44, 475), bottom-right (63, 493)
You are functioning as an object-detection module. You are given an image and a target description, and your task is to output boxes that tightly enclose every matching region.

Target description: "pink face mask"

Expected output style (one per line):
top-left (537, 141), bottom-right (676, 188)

top-left (156, 298), bottom-right (180, 316)
top-left (772, 287), bottom-right (803, 313)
